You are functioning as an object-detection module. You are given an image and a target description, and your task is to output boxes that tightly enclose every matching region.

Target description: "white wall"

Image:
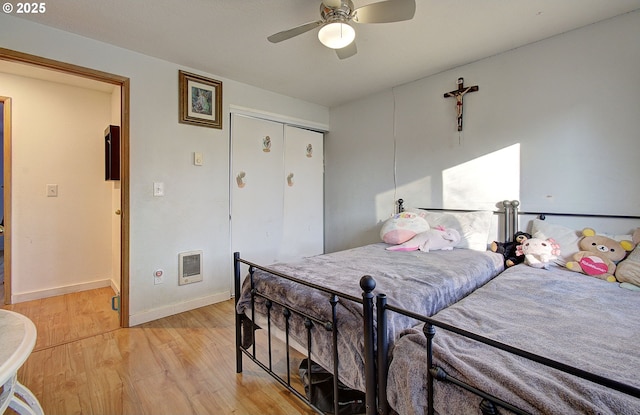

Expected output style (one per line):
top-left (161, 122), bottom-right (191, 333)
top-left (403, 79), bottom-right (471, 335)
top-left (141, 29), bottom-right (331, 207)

top-left (325, 11), bottom-right (640, 253)
top-left (0, 72), bottom-right (114, 297)
top-left (0, 14), bottom-right (329, 325)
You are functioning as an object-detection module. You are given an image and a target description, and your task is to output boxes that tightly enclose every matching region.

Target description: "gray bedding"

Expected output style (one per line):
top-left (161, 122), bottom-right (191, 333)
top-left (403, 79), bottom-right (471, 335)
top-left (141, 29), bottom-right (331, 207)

top-left (236, 243), bottom-right (504, 391)
top-left (387, 264), bottom-right (640, 415)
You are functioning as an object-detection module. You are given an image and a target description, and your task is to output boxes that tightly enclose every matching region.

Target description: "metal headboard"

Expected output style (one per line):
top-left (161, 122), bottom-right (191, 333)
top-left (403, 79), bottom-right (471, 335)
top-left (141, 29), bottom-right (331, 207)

top-left (396, 198), bottom-right (517, 243)
top-left (502, 200), bottom-right (519, 242)
top-left (501, 199), bottom-right (640, 237)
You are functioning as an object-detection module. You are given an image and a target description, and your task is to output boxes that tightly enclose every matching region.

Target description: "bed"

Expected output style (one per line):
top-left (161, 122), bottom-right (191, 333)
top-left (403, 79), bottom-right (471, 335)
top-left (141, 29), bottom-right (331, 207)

top-left (235, 202), bottom-right (640, 415)
top-left (383, 215), bottom-right (640, 415)
top-left (234, 202), bottom-right (508, 412)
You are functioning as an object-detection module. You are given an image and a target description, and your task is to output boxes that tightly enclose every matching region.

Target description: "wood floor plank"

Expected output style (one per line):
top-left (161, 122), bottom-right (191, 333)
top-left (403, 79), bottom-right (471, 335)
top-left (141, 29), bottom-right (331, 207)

top-left (41, 343), bottom-right (91, 415)
top-left (78, 333), bottom-right (127, 414)
top-left (112, 328), bottom-right (167, 382)
top-left (2, 287), bottom-right (120, 351)
top-left (16, 346), bottom-right (48, 403)
top-left (11, 295), bottom-right (316, 415)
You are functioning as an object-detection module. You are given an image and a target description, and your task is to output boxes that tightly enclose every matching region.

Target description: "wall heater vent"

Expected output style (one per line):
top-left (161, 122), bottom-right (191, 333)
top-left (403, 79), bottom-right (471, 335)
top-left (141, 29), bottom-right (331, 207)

top-left (178, 250), bottom-right (203, 285)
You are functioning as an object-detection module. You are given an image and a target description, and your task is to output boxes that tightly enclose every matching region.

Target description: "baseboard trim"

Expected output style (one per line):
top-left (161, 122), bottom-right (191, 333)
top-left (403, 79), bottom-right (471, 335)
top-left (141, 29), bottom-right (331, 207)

top-left (129, 291), bottom-right (231, 326)
top-left (110, 279), bottom-right (119, 295)
top-left (12, 279), bottom-right (112, 303)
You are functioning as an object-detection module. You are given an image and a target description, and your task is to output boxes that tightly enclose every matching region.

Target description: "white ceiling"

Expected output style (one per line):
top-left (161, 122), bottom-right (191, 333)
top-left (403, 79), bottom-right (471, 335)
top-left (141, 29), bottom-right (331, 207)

top-left (12, 0), bottom-right (640, 108)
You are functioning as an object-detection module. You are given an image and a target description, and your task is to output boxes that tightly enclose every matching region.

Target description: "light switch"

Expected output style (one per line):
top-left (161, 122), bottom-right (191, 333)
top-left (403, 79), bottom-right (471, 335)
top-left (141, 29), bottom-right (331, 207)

top-left (153, 182), bottom-right (164, 197)
top-left (46, 184), bottom-right (58, 197)
top-left (194, 152), bottom-right (203, 166)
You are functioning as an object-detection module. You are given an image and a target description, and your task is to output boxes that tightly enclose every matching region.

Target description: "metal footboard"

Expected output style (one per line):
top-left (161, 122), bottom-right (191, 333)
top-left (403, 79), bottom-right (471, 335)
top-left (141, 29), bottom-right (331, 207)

top-left (372, 284), bottom-right (640, 415)
top-left (234, 252), bottom-right (373, 415)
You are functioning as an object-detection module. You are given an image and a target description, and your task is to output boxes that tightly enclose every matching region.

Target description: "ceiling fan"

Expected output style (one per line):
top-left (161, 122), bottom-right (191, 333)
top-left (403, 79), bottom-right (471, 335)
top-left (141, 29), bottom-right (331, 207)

top-left (267, 0), bottom-right (416, 59)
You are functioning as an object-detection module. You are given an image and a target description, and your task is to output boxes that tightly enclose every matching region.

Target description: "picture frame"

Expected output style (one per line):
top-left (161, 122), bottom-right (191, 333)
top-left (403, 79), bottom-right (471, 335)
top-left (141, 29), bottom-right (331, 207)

top-left (179, 70), bottom-right (222, 129)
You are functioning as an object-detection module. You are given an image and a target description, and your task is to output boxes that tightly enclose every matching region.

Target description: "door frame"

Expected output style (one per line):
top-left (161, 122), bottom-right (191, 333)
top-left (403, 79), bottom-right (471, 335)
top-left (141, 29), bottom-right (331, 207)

top-left (1, 96), bottom-right (11, 305)
top-left (0, 47), bottom-right (131, 327)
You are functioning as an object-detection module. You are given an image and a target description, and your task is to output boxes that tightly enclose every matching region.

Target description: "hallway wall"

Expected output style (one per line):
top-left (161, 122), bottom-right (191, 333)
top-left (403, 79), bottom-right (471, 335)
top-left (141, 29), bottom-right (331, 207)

top-left (0, 71), bottom-right (115, 300)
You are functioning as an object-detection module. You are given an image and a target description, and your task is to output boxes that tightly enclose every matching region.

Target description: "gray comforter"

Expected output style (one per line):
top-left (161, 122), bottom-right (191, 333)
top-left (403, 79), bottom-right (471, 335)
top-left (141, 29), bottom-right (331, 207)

top-left (236, 243), bottom-right (504, 391)
top-left (387, 264), bottom-right (640, 415)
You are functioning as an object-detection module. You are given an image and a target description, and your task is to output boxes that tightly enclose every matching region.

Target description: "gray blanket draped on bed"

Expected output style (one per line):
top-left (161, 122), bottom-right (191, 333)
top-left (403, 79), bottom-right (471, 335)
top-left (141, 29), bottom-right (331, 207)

top-left (387, 264), bottom-right (640, 415)
top-left (236, 243), bottom-right (504, 392)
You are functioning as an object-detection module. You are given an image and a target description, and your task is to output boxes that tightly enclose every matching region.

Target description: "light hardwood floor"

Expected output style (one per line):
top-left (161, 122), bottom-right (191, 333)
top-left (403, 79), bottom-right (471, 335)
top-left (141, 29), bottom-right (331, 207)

top-left (3, 287), bottom-right (121, 352)
top-left (3, 290), bottom-right (315, 415)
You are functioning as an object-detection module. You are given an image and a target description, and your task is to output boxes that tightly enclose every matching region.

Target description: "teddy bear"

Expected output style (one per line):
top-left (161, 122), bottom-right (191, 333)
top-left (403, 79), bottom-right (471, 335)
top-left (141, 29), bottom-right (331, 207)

top-left (565, 228), bottom-right (635, 282)
top-left (490, 231), bottom-right (532, 267)
top-left (386, 226), bottom-right (461, 252)
top-left (516, 237), bottom-right (561, 269)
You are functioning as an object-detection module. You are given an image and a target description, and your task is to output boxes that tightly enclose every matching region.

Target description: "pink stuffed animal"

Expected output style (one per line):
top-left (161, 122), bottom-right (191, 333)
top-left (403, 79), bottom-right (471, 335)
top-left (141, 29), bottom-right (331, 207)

top-left (386, 226), bottom-right (461, 252)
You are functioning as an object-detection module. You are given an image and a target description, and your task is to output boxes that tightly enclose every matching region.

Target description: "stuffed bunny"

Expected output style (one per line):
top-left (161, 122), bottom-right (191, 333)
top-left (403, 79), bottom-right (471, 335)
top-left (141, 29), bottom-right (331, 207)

top-left (386, 226), bottom-right (461, 252)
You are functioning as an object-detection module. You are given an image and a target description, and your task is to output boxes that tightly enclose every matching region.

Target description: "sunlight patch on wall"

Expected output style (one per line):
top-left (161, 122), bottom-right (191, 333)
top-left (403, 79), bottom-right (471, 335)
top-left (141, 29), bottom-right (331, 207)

top-left (375, 176), bottom-right (433, 222)
top-left (374, 144), bottom-right (519, 230)
top-left (443, 144), bottom-right (520, 210)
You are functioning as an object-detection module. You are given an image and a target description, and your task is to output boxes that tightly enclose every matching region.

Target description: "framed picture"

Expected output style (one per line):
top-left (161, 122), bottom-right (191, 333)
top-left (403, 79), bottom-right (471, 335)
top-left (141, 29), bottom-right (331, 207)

top-left (179, 70), bottom-right (222, 129)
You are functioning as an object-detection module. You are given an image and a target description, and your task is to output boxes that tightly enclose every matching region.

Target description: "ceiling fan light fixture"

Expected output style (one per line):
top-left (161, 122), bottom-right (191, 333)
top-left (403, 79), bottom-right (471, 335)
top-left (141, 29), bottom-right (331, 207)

top-left (318, 21), bottom-right (355, 49)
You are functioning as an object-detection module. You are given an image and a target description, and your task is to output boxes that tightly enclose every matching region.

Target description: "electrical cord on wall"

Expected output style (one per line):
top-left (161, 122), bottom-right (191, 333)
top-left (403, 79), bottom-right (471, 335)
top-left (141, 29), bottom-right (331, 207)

top-left (392, 86), bottom-right (398, 214)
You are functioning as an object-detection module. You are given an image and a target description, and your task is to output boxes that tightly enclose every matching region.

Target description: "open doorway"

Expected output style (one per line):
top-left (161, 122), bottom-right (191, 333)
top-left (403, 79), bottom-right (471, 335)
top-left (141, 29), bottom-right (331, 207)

top-left (0, 48), bottom-right (130, 328)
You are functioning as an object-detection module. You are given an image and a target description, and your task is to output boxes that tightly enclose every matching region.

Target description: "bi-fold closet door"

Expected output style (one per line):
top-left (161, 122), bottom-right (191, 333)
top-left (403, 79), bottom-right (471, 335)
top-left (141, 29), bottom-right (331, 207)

top-left (230, 113), bottom-right (324, 268)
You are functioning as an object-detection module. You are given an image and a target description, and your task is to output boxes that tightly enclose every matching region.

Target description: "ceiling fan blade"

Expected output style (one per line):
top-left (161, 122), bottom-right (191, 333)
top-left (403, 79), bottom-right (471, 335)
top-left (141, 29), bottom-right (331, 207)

top-left (336, 41), bottom-right (357, 59)
top-left (267, 20), bottom-right (324, 43)
top-left (353, 0), bottom-right (416, 24)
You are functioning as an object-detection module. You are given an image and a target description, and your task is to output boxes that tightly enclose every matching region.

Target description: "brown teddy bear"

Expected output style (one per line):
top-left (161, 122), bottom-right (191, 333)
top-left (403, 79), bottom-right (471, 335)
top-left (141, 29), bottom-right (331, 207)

top-left (565, 228), bottom-right (635, 282)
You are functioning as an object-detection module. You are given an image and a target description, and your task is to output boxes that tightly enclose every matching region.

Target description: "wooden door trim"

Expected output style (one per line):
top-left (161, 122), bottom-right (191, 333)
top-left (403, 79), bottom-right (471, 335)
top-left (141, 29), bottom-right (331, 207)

top-left (0, 47), bottom-right (131, 327)
top-left (1, 96), bottom-right (11, 306)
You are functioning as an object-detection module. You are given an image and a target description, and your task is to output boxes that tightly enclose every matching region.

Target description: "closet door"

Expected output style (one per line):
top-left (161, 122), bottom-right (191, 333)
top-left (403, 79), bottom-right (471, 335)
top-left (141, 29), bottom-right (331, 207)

top-left (230, 114), bottom-right (284, 266)
top-left (280, 126), bottom-right (324, 261)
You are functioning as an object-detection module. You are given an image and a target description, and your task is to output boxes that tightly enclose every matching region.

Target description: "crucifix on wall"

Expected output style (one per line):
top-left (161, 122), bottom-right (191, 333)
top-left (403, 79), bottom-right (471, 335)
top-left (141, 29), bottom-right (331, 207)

top-left (444, 77), bottom-right (478, 131)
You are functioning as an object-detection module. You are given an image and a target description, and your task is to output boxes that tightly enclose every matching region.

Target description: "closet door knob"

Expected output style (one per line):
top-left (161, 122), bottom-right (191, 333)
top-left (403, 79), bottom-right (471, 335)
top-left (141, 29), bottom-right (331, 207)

top-left (236, 172), bottom-right (246, 188)
top-left (115, 209), bottom-right (121, 215)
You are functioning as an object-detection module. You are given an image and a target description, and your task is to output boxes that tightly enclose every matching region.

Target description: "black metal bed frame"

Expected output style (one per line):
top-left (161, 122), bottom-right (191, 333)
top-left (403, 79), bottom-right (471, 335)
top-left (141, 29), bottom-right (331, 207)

top-left (234, 201), bottom-right (640, 415)
top-left (370, 280), bottom-right (640, 415)
top-left (234, 252), bottom-right (368, 415)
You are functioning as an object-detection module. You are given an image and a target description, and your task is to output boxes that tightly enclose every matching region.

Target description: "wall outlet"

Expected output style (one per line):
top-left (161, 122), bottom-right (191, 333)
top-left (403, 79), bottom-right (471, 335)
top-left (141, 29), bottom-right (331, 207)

top-left (154, 269), bottom-right (164, 285)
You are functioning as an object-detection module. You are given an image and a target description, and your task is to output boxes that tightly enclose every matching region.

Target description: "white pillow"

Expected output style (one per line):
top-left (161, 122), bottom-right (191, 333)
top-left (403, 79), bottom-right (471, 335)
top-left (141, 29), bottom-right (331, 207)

top-left (530, 219), bottom-right (581, 260)
top-left (380, 212), bottom-right (430, 245)
top-left (411, 209), bottom-right (493, 251)
top-left (616, 243), bottom-right (640, 287)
